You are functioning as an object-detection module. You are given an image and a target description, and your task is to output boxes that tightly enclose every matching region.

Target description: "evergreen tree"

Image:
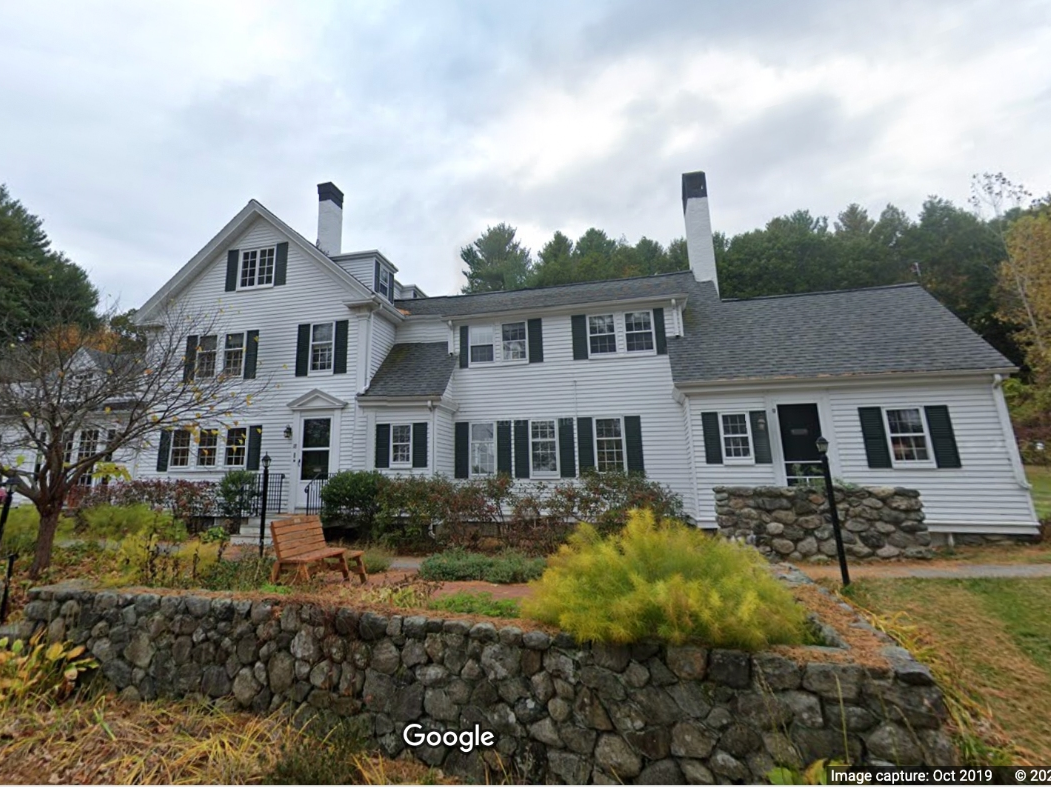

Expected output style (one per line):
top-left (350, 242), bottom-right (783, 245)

top-left (460, 224), bottom-right (532, 293)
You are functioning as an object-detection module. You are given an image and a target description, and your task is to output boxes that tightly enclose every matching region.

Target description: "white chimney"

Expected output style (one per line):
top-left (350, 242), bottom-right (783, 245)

top-left (682, 171), bottom-right (718, 292)
top-left (316, 182), bottom-right (343, 255)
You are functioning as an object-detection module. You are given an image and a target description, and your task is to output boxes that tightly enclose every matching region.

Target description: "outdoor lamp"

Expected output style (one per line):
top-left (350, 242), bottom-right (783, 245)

top-left (262, 453), bottom-right (271, 469)
top-left (815, 436), bottom-right (829, 455)
top-left (283, 425), bottom-right (293, 439)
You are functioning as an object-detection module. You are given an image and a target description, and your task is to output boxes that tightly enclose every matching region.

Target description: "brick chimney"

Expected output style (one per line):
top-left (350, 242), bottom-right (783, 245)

top-left (316, 182), bottom-right (343, 255)
top-left (682, 171), bottom-right (718, 292)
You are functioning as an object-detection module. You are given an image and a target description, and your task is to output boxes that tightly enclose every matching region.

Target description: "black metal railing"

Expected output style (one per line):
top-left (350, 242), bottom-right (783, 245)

top-left (303, 473), bottom-right (328, 516)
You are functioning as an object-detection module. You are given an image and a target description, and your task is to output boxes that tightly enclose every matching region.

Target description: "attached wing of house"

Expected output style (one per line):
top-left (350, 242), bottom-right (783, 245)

top-left (127, 176), bottom-right (1038, 539)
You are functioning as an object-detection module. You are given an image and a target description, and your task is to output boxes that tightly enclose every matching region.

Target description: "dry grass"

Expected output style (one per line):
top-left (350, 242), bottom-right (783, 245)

top-left (0, 692), bottom-right (450, 785)
top-left (847, 577), bottom-right (1051, 764)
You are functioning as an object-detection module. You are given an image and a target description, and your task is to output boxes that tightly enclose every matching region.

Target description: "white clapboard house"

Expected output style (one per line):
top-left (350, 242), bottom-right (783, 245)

top-left (123, 173), bottom-right (1038, 540)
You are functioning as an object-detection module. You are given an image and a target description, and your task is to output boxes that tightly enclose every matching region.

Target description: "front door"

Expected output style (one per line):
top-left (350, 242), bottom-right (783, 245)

top-left (296, 415), bottom-right (332, 510)
top-left (777, 403), bottom-right (823, 485)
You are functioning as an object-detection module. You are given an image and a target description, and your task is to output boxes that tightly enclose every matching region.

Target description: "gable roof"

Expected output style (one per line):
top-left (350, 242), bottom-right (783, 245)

top-left (359, 342), bottom-right (456, 399)
top-left (669, 280), bottom-right (1014, 384)
top-left (395, 271), bottom-right (694, 317)
top-left (134, 200), bottom-right (375, 323)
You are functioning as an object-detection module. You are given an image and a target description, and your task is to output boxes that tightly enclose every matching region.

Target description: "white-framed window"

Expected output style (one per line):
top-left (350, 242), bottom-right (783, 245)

top-left (310, 322), bottom-right (334, 373)
top-left (502, 322), bottom-right (527, 361)
top-left (625, 311), bottom-right (654, 352)
top-left (595, 417), bottom-right (625, 472)
top-left (223, 333), bottom-right (245, 377)
top-left (391, 424), bottom-right (412, 466)
top-left (720, 413), bottom-right (753, 462)
top-left (530, 420), bottom-right (558, 476)
top-left (470, 325), bottom-right (494, 364)
top-left (470, 422), bottom-right (496, 475)
top-left (62, 432), bottom-right (76, 465)
top-left (71, 372), bottom-right (95, 400)
top-left (77, 428), bottom-right (100, 485)
top-left (170, 429), bottom-right (192, 468)
top-left (240, 247), bottom-right (275, 289)
top-left (225, 427), bottom-right (247, 467)
top-left (588, 315), bottom-right (617, 355)
top-left (883, 407), bottom-right (933, 465)
top-left (377, 266), bottom-right (392, 299)
top-left (196, 335), bottom-right (218, 379)
top-left (197, 429), bottom-right (218, 467)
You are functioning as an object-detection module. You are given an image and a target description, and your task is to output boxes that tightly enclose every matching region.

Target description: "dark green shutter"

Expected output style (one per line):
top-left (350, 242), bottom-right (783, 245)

top-left (334, 320), bottom-right (349, 375)
top-left (156, 431), bottom-right (171, 472)
top-left (246, 426), bottom-right (262, 470)
top-left (459, 326), bottom-right (469, 369)
top-left (654, 308), bottom-right (667, 355)
top-left (859, 407), bottom-right (892, 468)
top-left (497, 421), bottom-right (512, 475)
top-left (558, 418), bottom-right (575, 478)
top-left (750, 411), bottom-right (772, 464)
top-left (225, 250), bottom-right (239, 292)
top-left (374, 260), bottom-right (381, 293)
top-left (454, 423), bottom-right (469, 478)
top-left (514, 420), bottom-right (530, 478)
top-left (701, 412), bottom-right (723, 465)
top-left (577, 417), bottom-right (595, 471)
top-left (412, 423), bottom-right (428, 469)
top-left (274, 242), bottom-right (288, 286)
top-left (244, 330), bottom-right (259, 379)
top-left (625, 416), bottom-right (644, 474)
top-left (295, 324), bottom-right (310, 377)
top-left (925, 406), bottom-right (961, 468)
top-left (375, 424), bottom-right (390, 469)
top-left (571, 315), bottom-right (588, 360)
top-left (527, 318), bottom-right (544, 363)
top-left (183, 335), bottom-right (198, 383)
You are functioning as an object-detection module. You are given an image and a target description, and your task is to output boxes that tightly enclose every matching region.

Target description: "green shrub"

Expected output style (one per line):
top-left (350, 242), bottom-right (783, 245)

top-left (0, 506), bottom-right (75, 554)
top-left (197, 555), bottom-right (275, 592)
top-left (218, 470), bottom-right (258, 518)
top-left (80, 503), bottom-right (186, 542)
top-left (419, 549), bottom-right (545, 584)
top-left (522, 509), bottom-right (808, 649)
top-left (321, 470), bottom-right (384, 531)
top-left (361, 545), bottom-right (393, 574)
top-left (428, 591), bottom-right (520, 618)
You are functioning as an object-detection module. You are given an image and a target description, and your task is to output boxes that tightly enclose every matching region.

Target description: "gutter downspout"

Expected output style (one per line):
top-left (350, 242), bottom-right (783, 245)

top-left (992, 373), bottom-right (1032, 491)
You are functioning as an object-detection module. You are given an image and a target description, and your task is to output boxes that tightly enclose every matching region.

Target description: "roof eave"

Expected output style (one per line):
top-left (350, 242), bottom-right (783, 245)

top-left (672, 366), bottom-right (1018, 392)
top-left (405, 292), bottom-right (691, 321)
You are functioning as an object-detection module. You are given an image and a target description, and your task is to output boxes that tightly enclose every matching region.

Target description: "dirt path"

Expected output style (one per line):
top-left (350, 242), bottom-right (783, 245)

top-left (799, 560), bottom-right (1051, 581)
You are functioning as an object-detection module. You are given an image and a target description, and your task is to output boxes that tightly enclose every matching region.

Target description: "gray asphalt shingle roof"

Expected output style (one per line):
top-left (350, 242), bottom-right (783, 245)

top-left (394, 272), bottom-right (693, 316)
top-left (360, 342), bottom-right (455, 398)
top-left (668, 279), bottom-right (1014, 383)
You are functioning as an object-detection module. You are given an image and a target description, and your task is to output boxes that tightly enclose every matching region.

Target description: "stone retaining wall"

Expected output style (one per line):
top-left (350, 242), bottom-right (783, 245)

top-left (23, 579), bottom-right (955, 783)
top-left (715, 485), bottom-right (934, 562)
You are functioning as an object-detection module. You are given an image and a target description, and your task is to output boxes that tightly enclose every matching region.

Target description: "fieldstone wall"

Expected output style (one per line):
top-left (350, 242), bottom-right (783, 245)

top-left (715, 485), bottom-right (933, 562)
top-left (23, 580), bottom-right (955, 783)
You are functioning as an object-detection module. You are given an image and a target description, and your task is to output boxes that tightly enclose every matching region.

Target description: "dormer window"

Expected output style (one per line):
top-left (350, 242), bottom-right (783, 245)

top-left (377, 266), bottom-right (392, 300)
top-left (239, 247), bottom-right (275, 289)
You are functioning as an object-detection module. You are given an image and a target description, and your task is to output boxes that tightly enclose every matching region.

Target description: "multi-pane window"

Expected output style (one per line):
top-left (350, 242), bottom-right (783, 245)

top-left (531, 420), bottom-right (558, 475)
top-left (196, 335), bottom-right (218, 378)
top-left (391, 424), bottom-right (412, 465)
top-left (721, 413), bottom-right (752, 460)
top-left (310, 323), bottom-right (334, 372)
top-left (502, 322), bottom-right (527, 361)
top-left (170, 430), bottom-right (192, 468)
top-left (470, 423), bottom-right (495, 475)
top-left (470, 326), bottom-right (494, 363)
top-left (225, 428), bottom-right (247, 466)
top-left (240, 248), bottom-right (275, 288)
top-left (197, 429), bottom-right (218, 467)
top-left (588, 315), bottom-right (617, 355)
top-left (77, 428), bottom-right (100, 485)
top-left (885, 408), bottom-right (930, 462)
top-left (63, 433), bottom-right (76, 465)
top-left (377, 267), bottom-right (392, 300)
top-left (595, 418), bottom-right (624, 472)
top-left (625, 311), bottom-right (654, 352)
top-left (224, 333), bottom-right (245, 377)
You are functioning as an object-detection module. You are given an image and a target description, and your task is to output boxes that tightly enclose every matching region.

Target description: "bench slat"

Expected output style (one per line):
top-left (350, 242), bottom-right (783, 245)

top-left (269, 515), bottom-right (367, 585)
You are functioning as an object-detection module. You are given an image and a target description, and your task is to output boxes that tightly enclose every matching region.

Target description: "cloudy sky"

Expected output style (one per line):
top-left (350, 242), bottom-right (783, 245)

top-left (2, 0), bottom-right (1049, 308)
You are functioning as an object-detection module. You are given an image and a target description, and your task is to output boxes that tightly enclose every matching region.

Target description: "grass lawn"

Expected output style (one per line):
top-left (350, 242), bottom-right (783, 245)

top-left (848, 576), bottom-right (1051, 763)
top-left (1026, 465), bottom-right (1051, 519)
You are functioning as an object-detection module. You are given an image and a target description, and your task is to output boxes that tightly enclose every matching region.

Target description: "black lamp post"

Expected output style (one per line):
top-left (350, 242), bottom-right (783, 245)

top-left (816, 437), bottom-right (851, 587)
top-left (259, 454), bottom-right (271, 559)
top-left (0, 478), bottom-right (19, 625)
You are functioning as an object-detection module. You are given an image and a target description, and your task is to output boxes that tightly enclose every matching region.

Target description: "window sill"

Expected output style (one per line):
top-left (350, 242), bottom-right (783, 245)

top-left (237, 283), bottom-right (275, 292)
top-left (723, 458), bottom-right (756, 467)
top-left (888, 461), bottom-right (938, 470)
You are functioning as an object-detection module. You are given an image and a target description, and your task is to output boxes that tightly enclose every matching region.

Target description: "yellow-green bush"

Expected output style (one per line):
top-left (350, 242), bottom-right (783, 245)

top-left (80, 503), bottom-right (186, 542)
top-left (522, 509), bottom-right (808, 649)
top-left (117, 533), bottom-right (223, 588)
top-left (0, 506), bottom-right (76, 554)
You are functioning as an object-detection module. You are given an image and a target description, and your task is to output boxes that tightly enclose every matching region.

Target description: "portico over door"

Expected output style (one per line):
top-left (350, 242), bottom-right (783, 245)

top-left (286, 388), bottom-right (348, 511)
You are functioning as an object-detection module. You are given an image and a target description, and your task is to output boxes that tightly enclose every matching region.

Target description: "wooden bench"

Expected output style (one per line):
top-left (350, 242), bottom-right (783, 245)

top-left (269, 515), bottom-right (367, 585)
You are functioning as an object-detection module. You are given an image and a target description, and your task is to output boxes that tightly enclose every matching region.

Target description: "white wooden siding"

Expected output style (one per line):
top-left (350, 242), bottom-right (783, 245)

top-left (370, 315), bottom-right (397, 382)
top-left (364, 406), bottom-right (439, 477)
top-left (334, 256), bottom-right (376, 291)
top-left (397, 318), bottom-right (449, 343)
